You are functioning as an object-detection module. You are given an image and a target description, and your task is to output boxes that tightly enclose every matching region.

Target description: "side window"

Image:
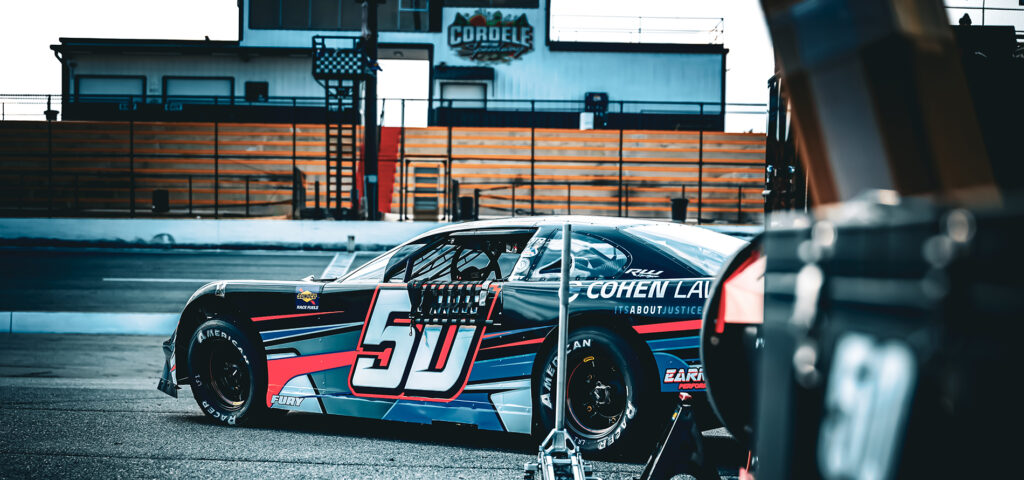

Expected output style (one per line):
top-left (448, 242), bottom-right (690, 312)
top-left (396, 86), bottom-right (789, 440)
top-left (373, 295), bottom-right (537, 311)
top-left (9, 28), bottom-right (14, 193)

top-left (407, 242), bottom-right (460, 281)
top-left (528, 231), bottom-right (629, 281)
top-left (383, 241), bottom-right (431, 282)
top-left (404, 231), bottom-right (536, 282)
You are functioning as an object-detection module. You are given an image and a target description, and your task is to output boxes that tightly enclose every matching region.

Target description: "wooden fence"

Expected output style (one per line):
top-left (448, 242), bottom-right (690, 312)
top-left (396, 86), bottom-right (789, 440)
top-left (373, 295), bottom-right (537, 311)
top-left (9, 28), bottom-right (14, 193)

top-left (0, 120), bottom-right (765, 223)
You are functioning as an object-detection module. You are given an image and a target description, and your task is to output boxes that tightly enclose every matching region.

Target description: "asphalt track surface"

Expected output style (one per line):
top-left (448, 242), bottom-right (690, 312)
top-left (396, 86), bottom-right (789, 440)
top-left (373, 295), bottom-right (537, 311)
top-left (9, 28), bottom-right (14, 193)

top-left (0, 247), bottom-right (742, 479)
top-left (0, 248), bottom-right (378, 313)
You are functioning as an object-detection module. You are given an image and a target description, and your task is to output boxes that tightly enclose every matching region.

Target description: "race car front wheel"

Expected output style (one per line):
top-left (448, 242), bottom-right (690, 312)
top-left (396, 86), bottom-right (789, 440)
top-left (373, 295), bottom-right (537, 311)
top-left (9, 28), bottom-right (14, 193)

top-left (186, 319), bottom-right (267, 426)
top-left (535, 326), bottom-right (656, 457)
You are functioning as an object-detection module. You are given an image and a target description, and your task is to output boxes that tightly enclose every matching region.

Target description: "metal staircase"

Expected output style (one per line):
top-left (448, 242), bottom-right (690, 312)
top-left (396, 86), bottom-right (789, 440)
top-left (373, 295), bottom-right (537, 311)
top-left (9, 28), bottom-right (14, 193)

top-left (313, 35), bottom-right (369, 218)
top-left (324, 78), bottom-right (359, 214)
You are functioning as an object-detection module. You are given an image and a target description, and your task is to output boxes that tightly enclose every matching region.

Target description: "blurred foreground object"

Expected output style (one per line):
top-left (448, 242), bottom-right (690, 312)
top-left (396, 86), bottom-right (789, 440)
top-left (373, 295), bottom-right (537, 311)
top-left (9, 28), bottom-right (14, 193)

top-left (760, 0), bottom-right (1024, 205)
top-left (757, 193), bottom-right (1024, 479)
top-left (756, 0), bottom-right (1024, 478)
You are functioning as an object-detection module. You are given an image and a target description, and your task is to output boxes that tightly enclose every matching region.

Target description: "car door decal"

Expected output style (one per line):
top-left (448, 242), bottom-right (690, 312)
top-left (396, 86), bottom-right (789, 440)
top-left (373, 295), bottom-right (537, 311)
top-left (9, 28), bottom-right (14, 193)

top-left (348, 285), bottom-right (489, 402)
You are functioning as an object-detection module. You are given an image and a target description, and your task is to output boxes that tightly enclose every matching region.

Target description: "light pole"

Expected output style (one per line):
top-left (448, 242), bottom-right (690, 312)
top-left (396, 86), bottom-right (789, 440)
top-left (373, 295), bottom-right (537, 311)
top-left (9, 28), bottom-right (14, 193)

top-left (360, 0), bottom-right (382, 220)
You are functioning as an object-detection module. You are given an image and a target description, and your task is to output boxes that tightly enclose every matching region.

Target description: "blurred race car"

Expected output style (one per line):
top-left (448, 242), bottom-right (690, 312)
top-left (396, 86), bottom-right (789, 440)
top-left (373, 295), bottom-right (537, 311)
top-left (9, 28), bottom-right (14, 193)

top-left (157, 216), bottom-right (744, 455)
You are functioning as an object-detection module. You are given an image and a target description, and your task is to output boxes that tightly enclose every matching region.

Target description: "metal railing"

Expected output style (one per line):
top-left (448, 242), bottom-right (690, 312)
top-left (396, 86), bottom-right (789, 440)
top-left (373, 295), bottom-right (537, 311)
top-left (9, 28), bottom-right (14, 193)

top-left (0, 94), bottom-right (765, 132)
top-left (2, 115), bottom-right (767, 222)
top-left (2, 170), bottom-right (292, 218)
top-left (392, 123), bottom-right (765, 224)
top-left (468, 182), bottom-right (757, 224)
top-left (0, 119), bottom-right (301, 218)
top-left (549, 15), bottom-right (725, 44)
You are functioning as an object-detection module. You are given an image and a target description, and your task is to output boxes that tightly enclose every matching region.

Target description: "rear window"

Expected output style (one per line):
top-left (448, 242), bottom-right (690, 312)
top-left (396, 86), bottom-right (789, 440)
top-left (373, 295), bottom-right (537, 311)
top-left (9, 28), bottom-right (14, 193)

top-left (528, 231), bottom-right (629, 281)
top-left (623, 224), bottom-right (746, 276)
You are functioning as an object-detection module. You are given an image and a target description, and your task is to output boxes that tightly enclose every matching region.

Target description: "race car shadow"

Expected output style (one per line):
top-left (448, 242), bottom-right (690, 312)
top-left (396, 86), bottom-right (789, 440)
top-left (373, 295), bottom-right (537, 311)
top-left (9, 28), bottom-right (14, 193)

top-left (180, 410), bottom-right (539, 456)
top-left (178, 411), bottom-right (741, 468)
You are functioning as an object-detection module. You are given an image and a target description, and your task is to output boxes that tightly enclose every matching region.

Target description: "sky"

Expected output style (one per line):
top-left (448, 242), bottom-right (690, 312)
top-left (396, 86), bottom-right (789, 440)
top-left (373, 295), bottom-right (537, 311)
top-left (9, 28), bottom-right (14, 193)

top-left (1, 0), bottom-right (1019, 131)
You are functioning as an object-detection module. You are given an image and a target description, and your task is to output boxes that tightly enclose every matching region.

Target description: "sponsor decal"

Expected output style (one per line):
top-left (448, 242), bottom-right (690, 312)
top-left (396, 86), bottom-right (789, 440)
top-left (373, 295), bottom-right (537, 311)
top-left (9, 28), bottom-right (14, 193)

top-left (583, 279), bottom-right (710, 301)
top-left (664, 367), bottom-right (705, 390)
top-left (614, 304), bottom-right (703, 316)
top-left (295, 286), bottom-right (319, 311)
top-left (270, 395), bottom-right (305, 407)
top-left (448, 10), bottom-right (533, 63)
top-left (626, 268), bottom-right (663, 279)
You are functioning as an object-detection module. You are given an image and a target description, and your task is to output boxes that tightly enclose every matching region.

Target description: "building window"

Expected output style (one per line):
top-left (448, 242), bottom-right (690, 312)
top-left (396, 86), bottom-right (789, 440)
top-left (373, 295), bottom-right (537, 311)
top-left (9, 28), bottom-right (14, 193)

top-left (249, 0), bottom-right (278, 29)
top-left (163, 77), bottom-right (234, 102)
top-left (311, 0), bottom-right (342, 29)
top-left (245, 82), bottom-right (270, 102)
top-left (281, 0), bottom-right (310, 29)
top-left (75, 76), bottom-right (146, 101)
top-left (440, 82), bottom-right (487, 109)
top-left (444, 1), bottom-right (538, 7)
top-left (248, 0), bottom-right (433, 31)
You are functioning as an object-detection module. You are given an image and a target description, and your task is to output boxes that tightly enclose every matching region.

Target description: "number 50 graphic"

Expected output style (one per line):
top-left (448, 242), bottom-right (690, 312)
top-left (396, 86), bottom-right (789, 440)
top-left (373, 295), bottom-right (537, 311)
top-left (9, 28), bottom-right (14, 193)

top-left (348, 287), bottom-right (488, 401)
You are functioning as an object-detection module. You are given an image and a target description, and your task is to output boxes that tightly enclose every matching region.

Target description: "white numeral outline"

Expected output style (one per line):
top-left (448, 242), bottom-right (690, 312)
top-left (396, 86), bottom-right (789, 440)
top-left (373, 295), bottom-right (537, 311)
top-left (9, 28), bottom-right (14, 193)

top-left (348, 285), bottom-right (489, 402)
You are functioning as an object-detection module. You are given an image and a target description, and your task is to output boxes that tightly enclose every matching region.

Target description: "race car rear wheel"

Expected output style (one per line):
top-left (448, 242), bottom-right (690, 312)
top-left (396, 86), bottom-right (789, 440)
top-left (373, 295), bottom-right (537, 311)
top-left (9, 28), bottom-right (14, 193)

top-left (535, 326), bottom-right (656, 457)
top-left (186, 319), bottom-right (268, 426)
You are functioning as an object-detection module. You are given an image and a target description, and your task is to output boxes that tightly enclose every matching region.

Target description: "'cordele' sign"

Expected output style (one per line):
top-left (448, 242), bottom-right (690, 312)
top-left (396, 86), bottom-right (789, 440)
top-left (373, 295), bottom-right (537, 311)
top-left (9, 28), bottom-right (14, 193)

top-left (448, 10), bottom-right (533, 63)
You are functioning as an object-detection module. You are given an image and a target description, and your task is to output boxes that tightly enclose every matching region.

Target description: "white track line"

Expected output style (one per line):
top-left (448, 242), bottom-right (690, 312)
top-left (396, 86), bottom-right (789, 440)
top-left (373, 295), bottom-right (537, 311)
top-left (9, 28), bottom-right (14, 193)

top-left (102, 277), bottom-right (212, 283)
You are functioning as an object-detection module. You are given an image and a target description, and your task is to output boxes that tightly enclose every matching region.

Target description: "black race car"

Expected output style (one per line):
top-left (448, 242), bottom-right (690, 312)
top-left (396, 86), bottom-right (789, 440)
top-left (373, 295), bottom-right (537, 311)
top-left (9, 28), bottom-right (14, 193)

top-left (158, 216), bottom-right (745, 455)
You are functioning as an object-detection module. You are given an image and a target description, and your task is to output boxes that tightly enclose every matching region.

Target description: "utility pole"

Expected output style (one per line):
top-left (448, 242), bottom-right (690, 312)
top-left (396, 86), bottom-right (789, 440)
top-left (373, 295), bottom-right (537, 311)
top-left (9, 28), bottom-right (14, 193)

top-left (360, 0), bottom-right (382, 220)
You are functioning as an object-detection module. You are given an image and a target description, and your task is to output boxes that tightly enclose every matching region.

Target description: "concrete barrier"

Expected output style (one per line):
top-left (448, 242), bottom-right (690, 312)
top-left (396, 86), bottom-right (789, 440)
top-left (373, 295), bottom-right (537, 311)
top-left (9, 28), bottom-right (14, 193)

top-left (0, 217), bottom-right (760, 251)
top-left (0, 218), bottom-right (447, 250)
top-left (2, 311), bottom-right (179, 335)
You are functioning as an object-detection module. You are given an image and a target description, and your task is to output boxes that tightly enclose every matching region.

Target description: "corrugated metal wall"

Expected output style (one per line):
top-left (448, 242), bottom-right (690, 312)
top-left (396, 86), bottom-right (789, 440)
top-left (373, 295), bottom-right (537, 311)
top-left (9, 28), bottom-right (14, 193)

top-left (240, 5), bottom-right (724, 103)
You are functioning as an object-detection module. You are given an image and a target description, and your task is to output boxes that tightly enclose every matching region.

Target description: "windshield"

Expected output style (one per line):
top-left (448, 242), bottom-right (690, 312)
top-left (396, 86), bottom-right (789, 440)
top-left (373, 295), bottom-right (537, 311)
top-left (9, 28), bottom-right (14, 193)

top-left (337, 247), bottom-right (400, 283)
top-left (623, 223), bottom-right (746, 276)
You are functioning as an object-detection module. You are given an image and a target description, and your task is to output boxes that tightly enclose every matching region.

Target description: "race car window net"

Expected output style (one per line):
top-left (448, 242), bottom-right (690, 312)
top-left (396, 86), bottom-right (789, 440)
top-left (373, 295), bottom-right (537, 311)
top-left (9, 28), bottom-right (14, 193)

top-left (528, 231), bottom-right (629, 281)
top-left (623, 224), bottom-right (746, 277)
top-left (399, 230), bottom-right (536, 283)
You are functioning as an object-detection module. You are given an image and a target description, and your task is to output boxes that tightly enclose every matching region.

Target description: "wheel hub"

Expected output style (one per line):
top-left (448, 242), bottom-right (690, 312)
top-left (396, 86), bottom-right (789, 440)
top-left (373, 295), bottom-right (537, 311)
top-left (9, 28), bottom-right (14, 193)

top-left (566, 354), bottom-right (627, 438)
top-left (206, 340), bottom-right (249, 410)
top-left (591, 381), bottom-right (612, 406)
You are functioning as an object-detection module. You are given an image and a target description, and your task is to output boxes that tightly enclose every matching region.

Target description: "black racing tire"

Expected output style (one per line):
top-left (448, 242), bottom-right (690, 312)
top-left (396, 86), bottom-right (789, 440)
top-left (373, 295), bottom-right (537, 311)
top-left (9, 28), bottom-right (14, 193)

top-left (186, 318), bottom-right (269, 426)
top-left (534, 326), bottom-right (657, 457)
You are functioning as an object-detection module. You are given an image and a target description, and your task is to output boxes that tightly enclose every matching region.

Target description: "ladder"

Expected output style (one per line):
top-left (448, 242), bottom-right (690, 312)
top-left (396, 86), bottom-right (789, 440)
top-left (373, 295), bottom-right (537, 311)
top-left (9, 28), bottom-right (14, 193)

top-left (324, 77), bottom-right (359, 215)
top-left (313, 35), bottom-right (367, 217)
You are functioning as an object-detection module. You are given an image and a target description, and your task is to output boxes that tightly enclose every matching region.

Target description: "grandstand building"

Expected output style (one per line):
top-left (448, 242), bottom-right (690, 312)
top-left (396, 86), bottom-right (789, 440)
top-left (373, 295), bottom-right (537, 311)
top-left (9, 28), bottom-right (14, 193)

top-left (50, 0), bottom-right (729, 130)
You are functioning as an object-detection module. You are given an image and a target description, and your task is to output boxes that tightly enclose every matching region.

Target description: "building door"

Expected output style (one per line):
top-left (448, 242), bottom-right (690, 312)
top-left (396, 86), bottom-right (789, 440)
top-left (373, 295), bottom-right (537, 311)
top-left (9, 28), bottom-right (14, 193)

top-left (377, 47), bottom-right (430, 128)
top-left (440, 83), bottom-right (486, 109)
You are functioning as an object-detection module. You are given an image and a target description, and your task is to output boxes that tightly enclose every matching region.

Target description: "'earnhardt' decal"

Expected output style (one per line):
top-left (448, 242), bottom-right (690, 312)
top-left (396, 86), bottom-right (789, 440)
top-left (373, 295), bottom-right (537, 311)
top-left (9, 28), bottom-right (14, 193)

top-left (348, 286), bottom-right (487, 402)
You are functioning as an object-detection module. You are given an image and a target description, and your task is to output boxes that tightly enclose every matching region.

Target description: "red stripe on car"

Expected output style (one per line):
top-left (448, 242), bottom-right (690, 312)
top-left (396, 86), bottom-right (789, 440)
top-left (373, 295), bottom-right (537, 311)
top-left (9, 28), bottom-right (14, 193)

top-left (265, 351), bottom-right (357, 407)
top-left (632, 319), bottom-right (702, 334)
top-left (250, 310), bottom-right (344, 322)
top-left (480, 337), bottom-right (545, 350)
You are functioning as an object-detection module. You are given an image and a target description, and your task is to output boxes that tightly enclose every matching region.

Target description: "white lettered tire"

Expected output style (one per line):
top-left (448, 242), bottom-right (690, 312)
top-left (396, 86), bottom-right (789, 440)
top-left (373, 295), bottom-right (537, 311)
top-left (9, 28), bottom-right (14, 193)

top-left (186, 319), bottom-right (270, 426)
top-left (535, 326), bottom-right (658, 457)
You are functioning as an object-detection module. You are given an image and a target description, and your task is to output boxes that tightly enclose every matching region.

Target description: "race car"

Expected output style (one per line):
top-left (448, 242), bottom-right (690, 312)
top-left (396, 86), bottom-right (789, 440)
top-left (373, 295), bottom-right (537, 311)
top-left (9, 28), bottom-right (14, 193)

top-left (157, 216), bottom-right (745, 455)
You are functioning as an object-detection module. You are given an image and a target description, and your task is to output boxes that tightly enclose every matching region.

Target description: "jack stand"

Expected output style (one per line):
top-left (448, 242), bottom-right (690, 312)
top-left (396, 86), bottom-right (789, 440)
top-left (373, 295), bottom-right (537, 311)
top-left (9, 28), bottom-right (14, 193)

top-left (636, 401), bottom-right (720, 480)
top-left (524, 224), bottom-right (598, 480)
top-left (524, 429), bottom-right (597, 480)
